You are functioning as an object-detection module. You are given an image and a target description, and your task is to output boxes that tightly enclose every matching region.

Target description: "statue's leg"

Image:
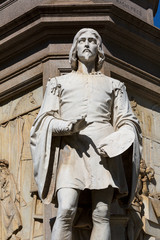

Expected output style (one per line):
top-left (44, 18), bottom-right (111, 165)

top-left (51, 188), bottom-right (80, 240)
top-left (91, 187), bottom-right (114, 240)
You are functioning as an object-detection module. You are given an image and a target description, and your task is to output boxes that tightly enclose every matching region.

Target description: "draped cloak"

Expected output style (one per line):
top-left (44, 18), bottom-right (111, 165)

top-left (30, 71), bottom-right (142, 208)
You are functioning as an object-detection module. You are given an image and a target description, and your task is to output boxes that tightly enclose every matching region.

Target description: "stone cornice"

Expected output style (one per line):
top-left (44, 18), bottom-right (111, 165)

top-left (0, 3), bottom-right (159, 103)
top-left (0, 3), bottom-right (159, 34)
top-left (106, 55), bottom-right (160, 88)
top-left (106, 55), bottom-right (160, 103)
top-left (0, 4), bottom-right (160, 62)
top-left (0, 54), bottom-right (159, 104)
top-left (0, 73), bottom-right (42, 104)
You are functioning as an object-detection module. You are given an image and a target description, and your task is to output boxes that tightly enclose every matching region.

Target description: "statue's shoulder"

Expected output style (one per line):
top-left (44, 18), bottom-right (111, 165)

top-left (49, 74), bottom-right (67, 82)
top-left (102, 74), bottom-right (124, 90)
top-left (46, 74), bottom-right (71, 88)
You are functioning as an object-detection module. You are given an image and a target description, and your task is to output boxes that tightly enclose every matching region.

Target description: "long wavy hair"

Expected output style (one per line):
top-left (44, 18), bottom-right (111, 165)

top-left (69, 28), bottom-right (105, 71)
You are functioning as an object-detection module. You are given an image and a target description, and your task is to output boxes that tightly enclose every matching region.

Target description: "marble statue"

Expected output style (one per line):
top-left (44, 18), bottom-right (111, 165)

top-left (30, 28), bottom-right (142, 240)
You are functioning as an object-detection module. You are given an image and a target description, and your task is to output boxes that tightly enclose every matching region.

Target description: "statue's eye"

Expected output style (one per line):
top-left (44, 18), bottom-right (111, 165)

top-left (89, 38), bottom-right (97, 44)
top-left (78, 38), bottom-right (85, 43)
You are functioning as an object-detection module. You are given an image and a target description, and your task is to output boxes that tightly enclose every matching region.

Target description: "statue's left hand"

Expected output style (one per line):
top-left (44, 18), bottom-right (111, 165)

top-left (97, 146), bottom-right (109, 157)
top-left (97, 125), bottom-right (135, 158)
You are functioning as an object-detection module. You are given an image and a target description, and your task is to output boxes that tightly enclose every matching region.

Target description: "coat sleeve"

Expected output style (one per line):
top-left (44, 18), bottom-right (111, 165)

top-left (30, 78), bottom-right (61, 203)
top-left (112, 81), bottom-right (142, 208)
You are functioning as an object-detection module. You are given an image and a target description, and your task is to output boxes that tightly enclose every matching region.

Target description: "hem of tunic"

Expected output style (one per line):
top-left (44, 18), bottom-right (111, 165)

top-left (56, 183), bottom-right (120, 192)
top-left (53, 184), bottom-right (128, 206)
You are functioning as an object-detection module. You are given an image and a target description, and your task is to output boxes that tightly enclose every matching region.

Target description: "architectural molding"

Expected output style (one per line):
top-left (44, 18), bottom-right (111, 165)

top-left (0, 73), bottom-right (42, 104)
top-left (0, 2), bottom-right (159, 107)
top-left (0, 5), bottom-right (160, 57)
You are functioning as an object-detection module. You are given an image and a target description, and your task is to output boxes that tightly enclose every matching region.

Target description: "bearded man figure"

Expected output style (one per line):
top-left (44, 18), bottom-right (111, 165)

top-left (30, 28), bottom-right (142, 240)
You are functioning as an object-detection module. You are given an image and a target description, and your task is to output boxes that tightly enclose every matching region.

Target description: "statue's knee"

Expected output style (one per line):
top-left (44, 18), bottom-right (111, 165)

top-left (92, 205), bottom-right (110, 224)
top-left (57, 207), bottom-right (76, 224)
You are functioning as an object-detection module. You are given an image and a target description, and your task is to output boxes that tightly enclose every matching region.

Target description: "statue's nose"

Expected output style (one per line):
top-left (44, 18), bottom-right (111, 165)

top-left (84, 39), bottom-right (89, 47)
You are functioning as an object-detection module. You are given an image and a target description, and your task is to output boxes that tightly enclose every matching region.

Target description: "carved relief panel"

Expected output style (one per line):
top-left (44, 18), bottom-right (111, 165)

top-left (0, 85), bottom-right (43, 240)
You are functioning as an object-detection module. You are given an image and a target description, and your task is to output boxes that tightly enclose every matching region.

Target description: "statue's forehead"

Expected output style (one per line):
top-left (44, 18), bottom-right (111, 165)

top-left (78, 31), bottom-right (97, 39)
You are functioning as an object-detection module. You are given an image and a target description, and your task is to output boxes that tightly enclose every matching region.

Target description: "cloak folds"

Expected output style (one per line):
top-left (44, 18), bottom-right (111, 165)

top-left (30, 78), bottom-right (61, 204)
top-left (30, 73), bottom-right (142, 208)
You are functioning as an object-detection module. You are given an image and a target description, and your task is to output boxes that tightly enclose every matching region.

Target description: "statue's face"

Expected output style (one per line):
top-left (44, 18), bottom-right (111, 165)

top-left (76, 31), bottom-right (98, 64)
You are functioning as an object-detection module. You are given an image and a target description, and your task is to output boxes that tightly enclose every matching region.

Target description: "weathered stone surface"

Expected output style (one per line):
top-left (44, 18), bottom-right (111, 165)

top-left (129, 93), bottom-right (160, 239)
top-left (0, 101), bottom-right (43, 240)
top-left (0, 0), bottom-right (158, 26)
top-left (0, 86), bottom-right (42, 125)
top-left (0, 160), bottom-right (22, 240)
top-left (143, 217), bottom-right (160, 239)
top-left (142, 196), bottom-right (158, 224)
top-left (129, 92), bottom-right (160, 197)
top-left (151, 198), bottom-right (160, 218)
top-left (0, 118), bottom-right (24, 183)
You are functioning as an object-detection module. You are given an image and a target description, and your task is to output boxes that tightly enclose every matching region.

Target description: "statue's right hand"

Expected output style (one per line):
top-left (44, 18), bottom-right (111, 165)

top-left (51, 115), bottom-right (87, 136)
top-left (51, 119), bottom-right (73, 136)
top-left (70, 115), bottom-right (87, 133)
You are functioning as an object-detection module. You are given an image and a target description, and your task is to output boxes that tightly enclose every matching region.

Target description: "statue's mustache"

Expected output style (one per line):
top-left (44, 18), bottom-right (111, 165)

top-left (83, 49), bottom-right (92, 53)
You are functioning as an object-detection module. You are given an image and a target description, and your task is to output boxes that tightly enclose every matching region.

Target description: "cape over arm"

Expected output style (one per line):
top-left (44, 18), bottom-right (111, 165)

top-left (112, 81), bottom-right (140, 131)
top-left (30, 78), bottom-right (61, 203)
top-left (112, 81), bottom-right (142, 207)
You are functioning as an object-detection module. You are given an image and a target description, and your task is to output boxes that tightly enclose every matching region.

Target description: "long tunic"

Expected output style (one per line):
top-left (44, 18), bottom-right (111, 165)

top-left (30, 71), bottom-right (142, 207)
top-left (56, 72), bottom-right (128, 195)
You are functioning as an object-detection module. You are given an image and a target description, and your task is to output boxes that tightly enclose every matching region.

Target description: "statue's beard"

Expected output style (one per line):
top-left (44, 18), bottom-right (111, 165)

top-left (81, 52), bottom-right (96, 63)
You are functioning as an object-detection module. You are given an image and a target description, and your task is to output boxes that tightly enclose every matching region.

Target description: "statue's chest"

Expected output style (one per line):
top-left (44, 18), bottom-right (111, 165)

top-left (58, 76), bottom-right (114, 120)
top-left (59, 77), bottom-right (113, 107)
